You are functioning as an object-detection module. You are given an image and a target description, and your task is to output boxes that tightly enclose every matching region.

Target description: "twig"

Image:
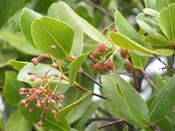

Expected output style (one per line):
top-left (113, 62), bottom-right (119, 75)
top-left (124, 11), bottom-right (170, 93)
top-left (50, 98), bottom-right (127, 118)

top-left (79, 68), bottom-right (103, 88)
top-left (98, 119), bottom-right (123, 129)
top-left (83, 0), bottom-right (114, 19)
top-left (141, 70), bottom-right (159, 92)
top-left (128, 56), bottom-right (140, 91)
top-left (149, 124), bottom-right (162, 131)
top-left (154, 54), bottom-right (173, 72)
top-left (74, 82), bottom-right (106, 100)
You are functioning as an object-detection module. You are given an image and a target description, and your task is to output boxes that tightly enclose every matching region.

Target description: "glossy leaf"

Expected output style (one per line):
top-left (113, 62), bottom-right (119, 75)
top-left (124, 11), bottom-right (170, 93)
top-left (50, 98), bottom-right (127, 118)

top-left (69, 53), bottom-right (89, 86)
top-left (48, 2), bottom-right (106, 55)
top-left (0, 47), bottom-right (17, 68)
top-left (71, 129), bottom-right (78, 131)
top-left (19, 103), bottom-right (70, 131)
top-left (73, 100), bottom-right (102, 130)
top-left (10, 60), bottom-right (28, 71)
top-left (32, 16), bottom-right (74, 59)
top-left (20, 8), bottom-right (41, 46)
top-left (155, 74), bottom-right (166, 89)
top-left (110, 32), bottom-right (174, 56)
top-left (17, 63), bottom-right (68, 91)
top-left (84, 122), bottom-right (98, 131)
top-left (122, 126), bottom-right (129, 131)
top-left (155, 0), bottom-right (175, 11)
top-left (0, 32), bottom-right (41, 55)
top-left (64, 64), bottom-right (93, 123)
top-left (130, 51), bottom-right (147, 70)
top-left (159, 3), bottom-right (175, 41)
top-left (101, 73), bottom-right (149, 127)
top-left (55, 93), bottom-right (89, 122)
top-left (145, 0), bottom-right (156, 9)
top-left (48, 2), bottom-right (83, 56)
top-left (114, 10), bottom-right (146, 46)
top-left (143, 8), bottom-right (160, 19)
top-left (149, 75), bottom-right (175, 122)
top-left (136, 14), bottom-right (166, 42)
top-left (3, 71), bottom-right (24, 106)
top-left (0, 0), bottom-right (28, 27)
top-left (6, 111), bottom-right (32, 131)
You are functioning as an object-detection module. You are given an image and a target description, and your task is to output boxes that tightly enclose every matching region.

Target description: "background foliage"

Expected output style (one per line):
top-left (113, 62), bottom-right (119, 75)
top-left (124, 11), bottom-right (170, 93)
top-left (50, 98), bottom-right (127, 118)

top-left (1, 0), bottom-right (175, 131)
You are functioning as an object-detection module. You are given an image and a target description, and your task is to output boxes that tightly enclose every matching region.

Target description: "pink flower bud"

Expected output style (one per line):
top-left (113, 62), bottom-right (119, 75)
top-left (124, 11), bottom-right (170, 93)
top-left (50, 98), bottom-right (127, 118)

top-left (59, 94), bottom-right (65, 99)
top-left (31, 58), bottom-right (38, 65)
top-left (58, 103), bottom-right (63, 109)
top-left (51, 110), bottom-right (57, 115)
top-left (50, 45), bottom-right (56, 50)
top-left (37, 121), bottom-right (43, 127)
top-left (19, 88), bottom-right (25, 92)
top-left (20, 99), bottom-right (26, 104)
top-left (29, 108), bottom-right (34, 113)
top-left (19, 92), bottom-right (25, 95)
top-left (52, 63), bottom-right (57, 68)
top-left (37, 103), bottom-right (41, 108)
top-left (50, 99), bottom-right (56, 104)
top-left (30, 77), bottom-right (35, 81)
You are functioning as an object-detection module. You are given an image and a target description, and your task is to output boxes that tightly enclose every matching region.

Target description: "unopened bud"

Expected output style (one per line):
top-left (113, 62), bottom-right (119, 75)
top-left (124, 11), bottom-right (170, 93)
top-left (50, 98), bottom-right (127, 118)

top-left (20, 99), bottom-right (26, 104)
top-left (50, 45), bottom-right (56, 50)
top-left (52, 63), bottom-right (57, 68)
top-left (51, 110), bottom-right (57, 115)
top-left (37, 121), bottom-right (43, 127)
top-left (58, 103), bottom-right (63, 109)
top-left (31, 58), bottom-right (38, 65)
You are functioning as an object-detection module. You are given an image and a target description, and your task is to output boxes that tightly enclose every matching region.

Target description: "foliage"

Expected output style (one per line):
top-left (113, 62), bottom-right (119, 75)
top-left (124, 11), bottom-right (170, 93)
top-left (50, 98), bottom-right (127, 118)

top-left (1, 0), bottom-right (175, 131)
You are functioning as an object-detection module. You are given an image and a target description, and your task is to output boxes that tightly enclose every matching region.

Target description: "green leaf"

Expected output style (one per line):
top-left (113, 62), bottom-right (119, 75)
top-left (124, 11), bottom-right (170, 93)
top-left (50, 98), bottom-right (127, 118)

top-left (20, 8), bottom-right (42, 46)
top-left (55, 93), bottom-right (89, 122)
top-left (145, 0), bottom-right (156, 9)
top-left (84, 122), bottom-right (98, 131)
top-left (69, 53), bottom-right (89, 86)
top-left (48, 2), bottom-right (106, 56)
top-left (64, 63), bottom-right (93, 123)
top-left (0, 47), bottom-right (17, 68)
top-left (136, 14), bottom-right (167, 42)
top-left (110, 32), bottom-right (174, 56)
top-left (19, 103), bottom-right (70, 131)
top-left (114, 10), bottom-right (146, 46)
top-left (32, 16), bottom-right (74, 59)
top-left (101, 73), bottom-right (149, 127)
top-left (71, 129), bottom-right (79, 131)
top-left (48, 3), bottom-right (83, 56)
top-left (0, 32), bottom-right (41, 55)
top-left (159, 3), bottom-right (175, 41)
top-left (143, 8), bottom-right (160, 19)
top-left (0, 0), bottom-right (28, 27)
top-left (149, 75), bottom-right (175, 122)
top-left (17, 63), bottom-right (68, 90)
top-left (73, 100), bottom-right (102, 130)
top-left (156, 117), bottom-right (173, 131)
top-left (10, 60), bottom-right (28, 71)
top-left (6, 111), bottom-right (32, 131)
top-left (155, 74), bottom-right (166, 89)
top-left (130, 51), bottom-right (147, 70)
top-left (123, 126), bottom-right (129, 131)
top-left (17, 62), bottom-right (69, 93)
top-left (3, 71), bottom-right (24, 106)
top-left (155, 0), bottom-right (175, 11)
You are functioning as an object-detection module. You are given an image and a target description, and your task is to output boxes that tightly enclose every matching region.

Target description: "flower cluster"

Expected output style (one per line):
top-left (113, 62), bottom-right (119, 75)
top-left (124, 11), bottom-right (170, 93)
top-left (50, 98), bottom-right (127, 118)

top-left (19, 45), bottom-right (65, 126)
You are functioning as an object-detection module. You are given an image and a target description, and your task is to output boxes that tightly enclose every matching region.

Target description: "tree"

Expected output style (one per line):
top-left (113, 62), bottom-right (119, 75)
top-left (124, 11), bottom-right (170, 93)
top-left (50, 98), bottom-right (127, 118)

top-left (0, 0), bottom-right (175, 131)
